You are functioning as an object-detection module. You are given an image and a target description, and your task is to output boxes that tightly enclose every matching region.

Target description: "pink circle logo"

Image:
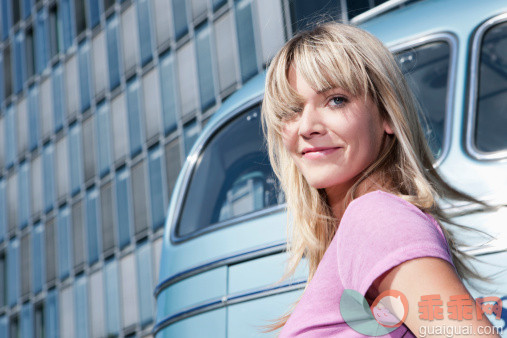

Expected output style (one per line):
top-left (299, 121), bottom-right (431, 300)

top-left (370, 290), bottom-right (409, 328)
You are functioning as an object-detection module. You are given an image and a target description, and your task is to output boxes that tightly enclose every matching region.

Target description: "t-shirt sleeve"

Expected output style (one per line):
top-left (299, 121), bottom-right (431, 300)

top-left (336, 190), bottom-right (455, 296)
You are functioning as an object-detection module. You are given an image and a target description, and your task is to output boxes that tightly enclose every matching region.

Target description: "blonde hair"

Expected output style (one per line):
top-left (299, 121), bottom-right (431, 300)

top-left (259, 22), bottom-right (496, 333)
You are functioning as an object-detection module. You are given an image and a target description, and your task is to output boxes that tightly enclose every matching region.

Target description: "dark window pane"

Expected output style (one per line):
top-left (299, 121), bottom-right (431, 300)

top-left (45, 218), bottom-right (57, 283)
top-left (78, 41), bottom-right (92, 112)
top-left (72, 200), bottom-right (86, 270)
top-left (12, 0), bottom-right (20, 25)
top-left (42, 143), bottom-right (56, 213)
top-left (115, 167), bottom-right (132, 248)
top-left (7, 172), bottom-right (17, 234)
top-left (34, 304), bottom-right (44, 338)
top-left (100, 182), bottom-right (115, 255)
top-left (7, 238), bottom-right (20, 306)
top-left (57, 206), bottom-right (72, 280)
top-left (1, 0), bottom-right (11, 41)
top-left (346, 0), bottom-right (371, 19)
top-left (172, 0), bottom-right (188, 40)
top-left (36, 8), bottom-right (49, 74)
top-left (52, 63), bottom-right (65, 132)
top-left (14, 30), bottom-right (27, 94)
top-left (0, 253), bottom-right (5, 306)
top-left (235, 0), bottom-right (257, 82)
top-left (0, 53), bottom-right (4, 103)
top-left (96, 101), bottom-right (112, 177)
top-left (126, 78), bottom-right (143, 158)
top-left (85, 188), bottom-right (100, 265)
top-left (131, 160), bottom-right (148, 235)
top-left (396, 41), bottom-right (450, 159)
top-left (177, 106), bottom-right (283, 238)
top-left (106, 15), bottom-right (121, 90)
top-left (475, 22), bottom-right (507, 153)
top-left (9, 316), bottom-right (19, 338)
top-left (75, 0), bottom-right (87, 35)
top-left (28, 85), bottom-right (40, 150)
top-left (20, 303), bottom-right (33, 337)
top-left (82, 115), bottom-right (97, 182)
top-left (3, 45), bottom-right (12, 98)
top-left (195, 23), bottom-right (215, 110)
top-left (22, 0), bottom-right (32, 19)
top-left (104, 0), bottom-right (115, 11)
top-left (164, 139), bottom-right (181, 208)
top-left (0, 180), bottom-right (6, 243)
top-left (148, 146), bottom-right (166, 230)
top-left (32, 222), bottom-right (45, 294)
top-left (49, 5), bottom-right (61, 58)
top-left (60, 0), bottom-right (74, 51)
top-left (88, 0), bottom-right (101, 28)
top-left (159, 52), bottom-right (178, 134)
top-left (137, 0), bottom-right (153, 65)
top-left (20, 233), bottom-right (30, 297)
top-left (18, 161), bottom-right (30, 229)
top-left (26, 27), bottom-right (35, 78)
top-left (212, 0), bottom-right (226, 11)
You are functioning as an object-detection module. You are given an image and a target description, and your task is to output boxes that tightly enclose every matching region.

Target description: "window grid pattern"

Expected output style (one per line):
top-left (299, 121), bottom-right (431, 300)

top-left (0, 0), bottom-right (382, 336)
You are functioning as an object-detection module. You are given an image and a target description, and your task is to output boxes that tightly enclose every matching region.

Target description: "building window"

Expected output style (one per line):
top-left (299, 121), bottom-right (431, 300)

top-left (104, 259), bottom-right (121, 336)
top-left (60, 0), bottom-right (75, 51)
top-left (88, 0), bottom-right (101, 28)
top-left (0, 180), bottom-right (6, 243)
top-left (9, 316), bottom-right (19, 338)
top-left (49, 5), bottom-right (62, 59)
top-left (212, 0), bottom-right (226, 11)
top-left (28, 85), bottom-right (40, 151)
top-left (195, 23), bottom-right (216, 111)
top-left (136, 241), bottom-right (154, 325)
top-left (55, 135), bottom-right (70, 201)
top-left (159, 51), bottom-right (178, 134)
top-left (137, 0), bottom-right (153, 65)
top-left (111, 92), bottom-right (128, 163)
top-left (106, 14), bottom-right (122, 90)
top-left (85, 188), bottom-right (101, 265)
top-left (3, 45), bottom-right (12, 99)
top-left (6, 172), bottom-right (18, 235)
top-left (96, 101), bottom-right (112, 177)
top-left (20, 303), bottom-right (33, 338)
top-left (104, 0), bottom-right (115, 12)
top-left (0, 253), bottom-right (5, 307)
top-left (34, 303), bottom-right (44, 338)
top-left (92, 30), bottom-right (108, 99)
top-left (215, 10), bottom-right (238, 92)
top-left (65, 55), bottom-right (80, 120)
top-left (60, 285), bottom-right (75, 337)
top-left (148, 146), bottom-right (166, 230)
top-left (74, 275), bottom-right (89, 338)
top-left (45, 218), bottom-right (57, 284)
top-left (45, 289), bottom-right (59, 338)
top-left (75, 0), bottom-right (87, 36)
top-left (177, 41), bottom-right (199, 116)
top-left (78, 41), bottom-right (93, 112)
top-left (115, 167), bottom-right (132, 249)
top-left (121, 4), bottom-right (140, 75)
top-left (1, 0), bottom-right (11, 41)
top-left (68, 123), bottom-right (84, 195)
top-left (172, 0), bottom-right (188, 40)
top-left (52, 63), bottom-right (65, 133)
top-left (17, 97), bottom-right (28, 159)
top-left (235, 0), bottom-right (257, 83)
top-left (0, 53), bottom-right (4, 104)
top-left (255, 0), bottom-right (285, 65)
top-left (72, 200), bottom-right (86, 270)
top-left (13, 30), bottom-right (27, 94)
top-left (32, 222), bottom-right (45, 294)
top-left (12, 0), bottom-right (21, 25)
top-left (100, 182), bottom-right (116, 255)
top-left (142, 67), bottom-right (162, 142)
top-left (36, 8), bottom-right (49, 74)
top-left (18, 162), bottom-right (30, 229)
top-left (183, 119), bottom-right (200, 155)
top-left (31, 155), bottom-right (43, 218)
top-left (82, 115), bottom-right (97, 183)
top-left (120, 254), bottom-right (139, 328)
top-left (153, 0), bottom-right (172, 50)
top-left (20, 233), bottom-right (31, 298)
top-left (5, 105), bottom-right (17, 169)
top-left (26, 27), bottom-right (35, 79)
top-left (126, 77), bottom-right (144, 158)
top-left (131, 160), bottom-right (148, 236)
top-left (57, 206), bottom-right (72, 281)
top-left (0, 117), bottom-right (3, 170)
top-left (42, 143), bottom-right (56, 213)
top-left (7, 238), bottom-right (20, 307)
top-left (164, 138), bottom-right (181, 196)
top-left (89, 270), bottom-right (105, 337)
top-left (40, 78), bottom-right (53, 140)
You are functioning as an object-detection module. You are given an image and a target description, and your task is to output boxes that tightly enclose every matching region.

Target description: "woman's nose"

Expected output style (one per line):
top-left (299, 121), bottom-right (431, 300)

top-left (298, 106), bottom-right (326, 139)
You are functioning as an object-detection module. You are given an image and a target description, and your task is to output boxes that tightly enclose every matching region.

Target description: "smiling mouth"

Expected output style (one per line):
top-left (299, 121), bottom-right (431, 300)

top-left (302, 147), bottom-right (341, 158)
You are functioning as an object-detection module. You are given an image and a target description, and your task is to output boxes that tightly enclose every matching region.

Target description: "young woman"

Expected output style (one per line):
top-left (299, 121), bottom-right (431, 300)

top-left (260, 22), bottom-right (499, 337)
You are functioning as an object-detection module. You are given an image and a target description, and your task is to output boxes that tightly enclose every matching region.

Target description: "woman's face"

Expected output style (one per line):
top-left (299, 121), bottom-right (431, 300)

top-left (281, 66), bottom-right (393, 194)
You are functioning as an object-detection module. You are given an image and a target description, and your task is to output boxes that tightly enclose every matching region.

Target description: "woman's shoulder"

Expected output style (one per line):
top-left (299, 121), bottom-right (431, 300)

top-left (340, 189), bottom-right (445, 240)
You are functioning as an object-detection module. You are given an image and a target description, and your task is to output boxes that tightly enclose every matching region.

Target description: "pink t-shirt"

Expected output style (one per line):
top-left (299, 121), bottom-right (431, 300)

top-left (279, 190), bottom-right (455, 337)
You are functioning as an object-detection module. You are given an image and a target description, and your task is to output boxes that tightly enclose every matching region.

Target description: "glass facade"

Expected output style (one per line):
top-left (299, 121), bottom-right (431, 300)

top-left (0, 0), bottom-right (385, 336)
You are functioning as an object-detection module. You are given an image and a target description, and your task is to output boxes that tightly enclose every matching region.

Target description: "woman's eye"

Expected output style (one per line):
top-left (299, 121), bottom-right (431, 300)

top-left (329, 96), bottom-right (347, 107)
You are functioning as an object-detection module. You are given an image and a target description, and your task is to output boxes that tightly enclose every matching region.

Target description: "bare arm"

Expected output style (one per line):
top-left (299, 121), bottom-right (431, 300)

top-left (373, 257), bottom-right (500, 337)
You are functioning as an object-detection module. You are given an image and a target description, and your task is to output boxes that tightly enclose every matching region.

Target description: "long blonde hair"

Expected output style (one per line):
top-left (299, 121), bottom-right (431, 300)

top-left (260, 22), bottom-right (496, 333)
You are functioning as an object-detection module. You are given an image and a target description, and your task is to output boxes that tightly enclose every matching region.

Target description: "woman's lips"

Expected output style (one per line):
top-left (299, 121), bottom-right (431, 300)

top-left (302, 147), bottom-right (341, 159)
